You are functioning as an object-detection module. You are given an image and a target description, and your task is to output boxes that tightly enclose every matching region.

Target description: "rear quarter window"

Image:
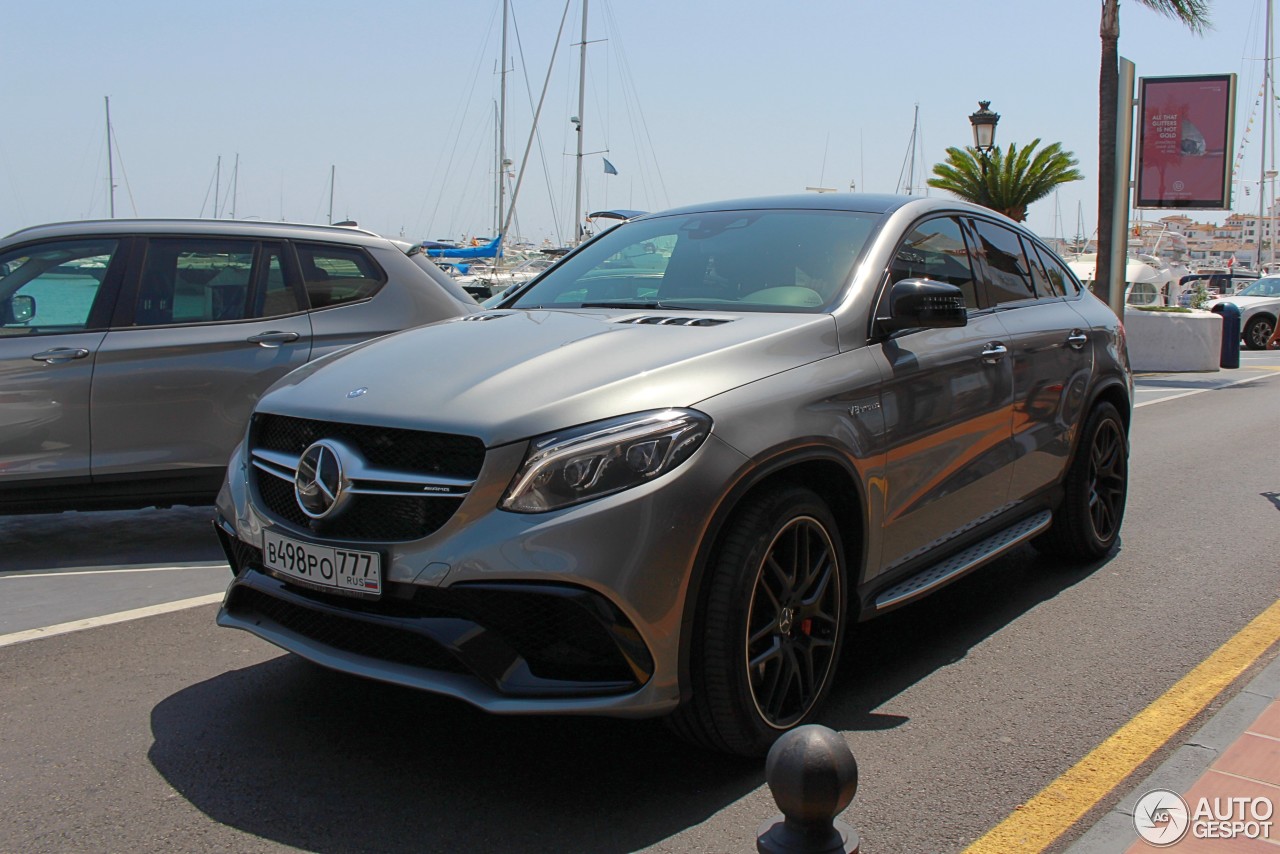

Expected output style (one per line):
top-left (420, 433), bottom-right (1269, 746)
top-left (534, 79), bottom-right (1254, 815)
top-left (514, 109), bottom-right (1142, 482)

top-left (295, 243), bottom-right (385, 309)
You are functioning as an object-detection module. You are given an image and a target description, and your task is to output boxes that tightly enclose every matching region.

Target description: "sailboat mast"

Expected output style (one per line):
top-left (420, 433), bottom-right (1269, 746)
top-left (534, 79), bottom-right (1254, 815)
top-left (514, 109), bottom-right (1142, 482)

top-left (572, 0), bottom-right (588, 244)
top-left (497, 0), bottom-right (509, 251)
top-left (1261, 0), bottom-right (1274, 268)
top-left (231, 153), bottom-right (239, 220)
top-left (215, 155), bottom-right (221, 218)
top-left (328, 165), bottom-right (335, 225)
top-left (105, 96), bottom-right (115, 218)
top-left (1266, 0), bottom-right (1276, 269)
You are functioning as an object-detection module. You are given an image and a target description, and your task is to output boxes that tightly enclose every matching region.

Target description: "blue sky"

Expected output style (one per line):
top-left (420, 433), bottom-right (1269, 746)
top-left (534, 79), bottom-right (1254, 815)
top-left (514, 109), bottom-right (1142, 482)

top-left (1, 0), bottom-right (1271, 246)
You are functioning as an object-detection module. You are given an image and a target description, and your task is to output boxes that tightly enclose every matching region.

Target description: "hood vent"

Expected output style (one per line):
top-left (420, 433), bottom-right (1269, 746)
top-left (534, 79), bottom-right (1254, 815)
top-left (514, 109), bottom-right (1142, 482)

top-left (462, 312), bottom-right (515, 322)
top-left (613, 315), bottom-right (733, 327)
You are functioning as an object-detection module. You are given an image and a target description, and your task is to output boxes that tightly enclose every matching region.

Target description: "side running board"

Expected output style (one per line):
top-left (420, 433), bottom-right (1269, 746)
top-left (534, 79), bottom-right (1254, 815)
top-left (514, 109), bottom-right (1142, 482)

top-left (874, 510), bottom-right (1053, 611)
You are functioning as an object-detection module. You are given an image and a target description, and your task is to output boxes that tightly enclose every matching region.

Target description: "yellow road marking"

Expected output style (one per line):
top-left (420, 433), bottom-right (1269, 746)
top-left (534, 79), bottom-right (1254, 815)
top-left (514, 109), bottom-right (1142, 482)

top-left (963, 598), bottom-right (1280, 853)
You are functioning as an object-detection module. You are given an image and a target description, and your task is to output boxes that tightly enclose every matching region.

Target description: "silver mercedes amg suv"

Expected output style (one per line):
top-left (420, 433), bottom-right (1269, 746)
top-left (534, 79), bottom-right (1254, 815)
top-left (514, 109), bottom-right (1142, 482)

top-left (215, 194), bottom-right (1132, 756)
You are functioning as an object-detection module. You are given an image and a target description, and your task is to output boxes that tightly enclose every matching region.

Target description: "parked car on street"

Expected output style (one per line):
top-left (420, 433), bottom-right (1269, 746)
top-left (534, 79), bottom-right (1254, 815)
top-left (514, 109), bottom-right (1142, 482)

top-left (214, 194), bottom-right (1133, 755)
top-left (1204, 275), bottom-right (1280, 349)
top-left (1176, 270), bottom-right (1261, 307)
top-left (0, 219), bottom-right (477, 513)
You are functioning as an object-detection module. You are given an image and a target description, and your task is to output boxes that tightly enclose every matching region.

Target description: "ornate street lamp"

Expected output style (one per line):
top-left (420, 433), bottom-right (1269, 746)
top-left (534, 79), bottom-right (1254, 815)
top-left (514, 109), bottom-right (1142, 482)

top-left (969, 101), bottom-right (1000, 176)
top-left (969, 100), bottom-right (1000, 154)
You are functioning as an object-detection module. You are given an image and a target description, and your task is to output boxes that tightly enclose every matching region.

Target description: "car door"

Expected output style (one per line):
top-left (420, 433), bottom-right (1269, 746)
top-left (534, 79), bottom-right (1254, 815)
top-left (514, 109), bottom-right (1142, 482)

top-left (968, 219), bottom-right (1093, 503)
top-left (869, 215), bottom-right (1015, 576)
top-left (0, 237), bottom-right (127, 487)
top-left (91, 237), bottom-right (312, 488)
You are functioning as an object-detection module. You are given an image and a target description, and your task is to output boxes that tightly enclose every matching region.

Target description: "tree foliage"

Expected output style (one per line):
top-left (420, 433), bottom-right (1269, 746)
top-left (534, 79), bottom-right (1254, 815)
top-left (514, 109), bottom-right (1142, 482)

top-left (928, 139), bottom-right (1084, 222)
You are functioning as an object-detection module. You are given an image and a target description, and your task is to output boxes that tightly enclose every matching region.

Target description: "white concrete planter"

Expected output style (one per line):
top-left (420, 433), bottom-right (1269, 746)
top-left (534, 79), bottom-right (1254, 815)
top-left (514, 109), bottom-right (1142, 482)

top-left (1123, 307), bottom-right (1222, 372)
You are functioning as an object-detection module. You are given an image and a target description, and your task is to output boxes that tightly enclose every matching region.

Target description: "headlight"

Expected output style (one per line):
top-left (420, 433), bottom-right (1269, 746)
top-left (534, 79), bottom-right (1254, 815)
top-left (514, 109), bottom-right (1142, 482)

top-left (500, 409), bottom-right (712, 513)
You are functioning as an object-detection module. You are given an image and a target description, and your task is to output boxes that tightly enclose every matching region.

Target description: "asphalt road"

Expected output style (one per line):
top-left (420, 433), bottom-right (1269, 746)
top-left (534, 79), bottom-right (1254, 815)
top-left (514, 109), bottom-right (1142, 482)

top-left (2, 354), bottom-right (1279, 853)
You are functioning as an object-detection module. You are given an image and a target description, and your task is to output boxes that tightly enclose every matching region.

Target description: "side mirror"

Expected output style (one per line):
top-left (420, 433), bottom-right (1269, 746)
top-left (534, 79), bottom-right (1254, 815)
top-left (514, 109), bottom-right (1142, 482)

top-left (876, 278), bottom-right (967, 334)
top-left (4, 294), bottom-right (35, 324)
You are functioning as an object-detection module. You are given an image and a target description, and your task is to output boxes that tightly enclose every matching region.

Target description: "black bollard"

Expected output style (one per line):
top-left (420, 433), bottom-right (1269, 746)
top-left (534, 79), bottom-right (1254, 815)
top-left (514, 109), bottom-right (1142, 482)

top-left (756, 725), bottom-right (860, 854)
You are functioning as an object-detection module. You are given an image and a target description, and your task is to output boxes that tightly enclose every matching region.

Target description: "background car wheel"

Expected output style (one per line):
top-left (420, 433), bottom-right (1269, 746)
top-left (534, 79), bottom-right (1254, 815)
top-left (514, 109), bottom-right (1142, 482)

top-left (1035, 402), bottom-right (1128, 562)
top-left (667, 484), bottom-right (847, 756)
top-left (1244, 316), bottom-right (1275, 350)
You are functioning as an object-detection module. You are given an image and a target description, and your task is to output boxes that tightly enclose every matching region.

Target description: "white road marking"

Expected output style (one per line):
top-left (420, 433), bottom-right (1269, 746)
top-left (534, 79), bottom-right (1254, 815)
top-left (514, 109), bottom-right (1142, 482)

top-left (0, 593), bottom-right (225, 648)
top-left (1134, 371), bottom-right (1278, 408)
top-left (2, 564), bottom-right (226, 579)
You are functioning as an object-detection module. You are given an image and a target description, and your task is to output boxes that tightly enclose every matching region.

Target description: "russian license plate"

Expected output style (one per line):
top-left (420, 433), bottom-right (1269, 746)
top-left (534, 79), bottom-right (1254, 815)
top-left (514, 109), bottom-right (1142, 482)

top-left (262, 529), bottom-right (382, 597)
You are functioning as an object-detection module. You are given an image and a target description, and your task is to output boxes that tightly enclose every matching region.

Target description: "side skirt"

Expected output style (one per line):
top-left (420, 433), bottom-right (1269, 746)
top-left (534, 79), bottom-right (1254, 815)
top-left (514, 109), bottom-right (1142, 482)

top-left (872, 510), bottom-right (1052, 612)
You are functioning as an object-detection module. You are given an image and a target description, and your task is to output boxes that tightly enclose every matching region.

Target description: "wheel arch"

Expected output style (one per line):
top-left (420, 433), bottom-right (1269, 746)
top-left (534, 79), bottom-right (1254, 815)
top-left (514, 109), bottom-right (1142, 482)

top-left (676, 444), bottom-right (868, 704)
top-left (1089, 377), bottom-right (1132, 433)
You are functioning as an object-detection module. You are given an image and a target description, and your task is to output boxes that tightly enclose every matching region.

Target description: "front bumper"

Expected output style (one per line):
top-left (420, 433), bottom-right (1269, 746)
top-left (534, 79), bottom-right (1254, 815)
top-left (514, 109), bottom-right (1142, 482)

top-left (214, 430), bottom-right (748, 717)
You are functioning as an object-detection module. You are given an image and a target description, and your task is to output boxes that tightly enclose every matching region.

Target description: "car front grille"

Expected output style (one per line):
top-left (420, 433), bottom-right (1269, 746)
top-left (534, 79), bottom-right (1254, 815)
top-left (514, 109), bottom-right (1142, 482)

top-left (254, 414), bottom-right (485, 476)
top-left (248, 414), bottom-right (484, 542)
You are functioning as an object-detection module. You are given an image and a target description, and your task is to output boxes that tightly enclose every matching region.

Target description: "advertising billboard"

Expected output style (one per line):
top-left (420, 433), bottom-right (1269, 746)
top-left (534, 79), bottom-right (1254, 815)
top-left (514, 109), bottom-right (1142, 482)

top-left (1136, 74), bottom-right (1236, 210)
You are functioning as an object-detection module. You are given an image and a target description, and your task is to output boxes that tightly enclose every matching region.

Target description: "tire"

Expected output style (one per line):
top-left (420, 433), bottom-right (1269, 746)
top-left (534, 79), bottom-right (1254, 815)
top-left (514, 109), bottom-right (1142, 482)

top-left (667, 484), bottom-right (847, 756)
top-left (1244, 315), bottom-right (1275, 350)
top-left (1036, 402), bottom-right (1128, 562)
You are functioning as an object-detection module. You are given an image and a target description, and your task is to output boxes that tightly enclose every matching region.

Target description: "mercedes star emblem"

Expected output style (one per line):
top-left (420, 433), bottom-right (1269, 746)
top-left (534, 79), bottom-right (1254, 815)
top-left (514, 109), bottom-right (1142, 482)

top-left (294, 440), bottom-right (349, 519)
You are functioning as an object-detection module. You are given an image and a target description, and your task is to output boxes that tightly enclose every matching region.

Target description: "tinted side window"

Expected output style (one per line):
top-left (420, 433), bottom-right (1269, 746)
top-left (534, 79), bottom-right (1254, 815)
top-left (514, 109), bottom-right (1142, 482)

top-left (888, 216), bottom-right (981, 310)
top-left (295, 243), bottom-right (384, 309)
top-left (971, 220), bottom-right (1036, 305)
top-left (136, 239), bottom-right (254, 326)
top-left (1033, 245), bottom-right (1082, 296)
top-left (1023, 238), bottom-right (1064, 298)
top-left (0, 239), bottom-right (118, 335)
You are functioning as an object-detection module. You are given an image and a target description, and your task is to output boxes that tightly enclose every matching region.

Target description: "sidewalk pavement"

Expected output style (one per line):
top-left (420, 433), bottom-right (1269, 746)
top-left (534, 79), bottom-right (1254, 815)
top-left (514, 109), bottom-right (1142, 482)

top-left (1066, 653), bottom-right (1280, 852)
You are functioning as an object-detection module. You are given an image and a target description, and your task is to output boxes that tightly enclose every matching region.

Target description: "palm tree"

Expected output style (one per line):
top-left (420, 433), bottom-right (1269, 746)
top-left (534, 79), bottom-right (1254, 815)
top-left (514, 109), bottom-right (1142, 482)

top-left (1097, 0), bottom-right (1211, 309)
top-left (928, 139), bottom-right (1084, 222)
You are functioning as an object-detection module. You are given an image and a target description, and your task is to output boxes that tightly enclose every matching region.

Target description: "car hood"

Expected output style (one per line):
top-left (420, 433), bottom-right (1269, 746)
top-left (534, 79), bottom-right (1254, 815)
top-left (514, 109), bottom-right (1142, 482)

top-left (1208, 295), bottom-right (1278, 308)
top-left (258, 309), bottom-right (839, 447)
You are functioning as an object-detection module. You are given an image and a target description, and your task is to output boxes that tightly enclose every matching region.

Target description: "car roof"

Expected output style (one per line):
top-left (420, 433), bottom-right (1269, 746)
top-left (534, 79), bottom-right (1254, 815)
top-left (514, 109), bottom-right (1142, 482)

top-left (2, 218), bottom-right (395, 248)
top-left (631, 193), bottom-right (1000, 220)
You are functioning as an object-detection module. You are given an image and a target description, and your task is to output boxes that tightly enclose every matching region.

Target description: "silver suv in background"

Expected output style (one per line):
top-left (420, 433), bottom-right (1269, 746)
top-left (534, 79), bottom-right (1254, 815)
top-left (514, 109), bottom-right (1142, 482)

top-left (214, 195), bottom-right (1132, 755)
top-left (0, 219), bottom-right (476, 514)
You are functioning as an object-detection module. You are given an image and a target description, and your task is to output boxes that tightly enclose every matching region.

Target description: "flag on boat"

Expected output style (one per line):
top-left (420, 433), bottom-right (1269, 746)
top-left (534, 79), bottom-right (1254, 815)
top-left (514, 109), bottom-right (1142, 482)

top-left (603, 158), bottom-right (618, 175)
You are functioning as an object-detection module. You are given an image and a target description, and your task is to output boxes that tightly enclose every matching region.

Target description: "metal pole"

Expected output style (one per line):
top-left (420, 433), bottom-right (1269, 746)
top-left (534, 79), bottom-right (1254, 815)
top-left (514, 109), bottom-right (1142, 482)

top-left (231, 153), bottom-right (239, 220)
top-left (215, 155), bottom-right (220, 218)
top-left (1108, 57), bottom-right (1136, 318)
top-left (572, 0), bottom-right (588, 245)
top-left (105, 96), bottom-right (115, 218)
top-left (328, 165), bottom-right (335, 225)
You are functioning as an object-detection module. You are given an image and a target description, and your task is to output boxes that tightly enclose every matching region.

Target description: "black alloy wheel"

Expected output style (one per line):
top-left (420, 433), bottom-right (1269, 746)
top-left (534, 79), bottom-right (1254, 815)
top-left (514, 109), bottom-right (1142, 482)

top-left (1085, 413), bottom-right (1127, 545)
top-left (745, 515), bottom-right (843, 729)
top-left (667, 484), bottom-right (847, 756)
top-left (1034, 401), bottom-right (1128, 562)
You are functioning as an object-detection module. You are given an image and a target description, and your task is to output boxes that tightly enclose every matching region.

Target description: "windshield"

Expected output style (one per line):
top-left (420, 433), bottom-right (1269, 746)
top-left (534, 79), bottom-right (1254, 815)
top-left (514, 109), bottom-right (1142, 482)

top-left (508, 209), bottom-right (880, 312)
top-left (1234, 277), bottom-right (1280, 297)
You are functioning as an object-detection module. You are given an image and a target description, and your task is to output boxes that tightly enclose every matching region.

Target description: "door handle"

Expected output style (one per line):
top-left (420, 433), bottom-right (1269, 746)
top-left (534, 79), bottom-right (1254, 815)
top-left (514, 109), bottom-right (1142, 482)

top-left (247, 331), bottom-right (301, 347)
top-left (32, 347), bottom-right (91, 364)
top-left (1066, 330), bottom-right (1088, 350)
top-left (981, 343), bottom-right (1008, 364)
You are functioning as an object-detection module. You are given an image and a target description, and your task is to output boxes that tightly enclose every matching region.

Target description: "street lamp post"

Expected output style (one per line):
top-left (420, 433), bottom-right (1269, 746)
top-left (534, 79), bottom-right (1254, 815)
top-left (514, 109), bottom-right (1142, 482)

top-left (969, 100), bottom-right (1000, 176)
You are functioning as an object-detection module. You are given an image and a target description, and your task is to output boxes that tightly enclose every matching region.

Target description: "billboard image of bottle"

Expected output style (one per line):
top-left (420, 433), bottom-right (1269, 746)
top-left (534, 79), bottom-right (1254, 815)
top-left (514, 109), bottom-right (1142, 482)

top-left (1136, 74), bottom-right (1236, 210)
